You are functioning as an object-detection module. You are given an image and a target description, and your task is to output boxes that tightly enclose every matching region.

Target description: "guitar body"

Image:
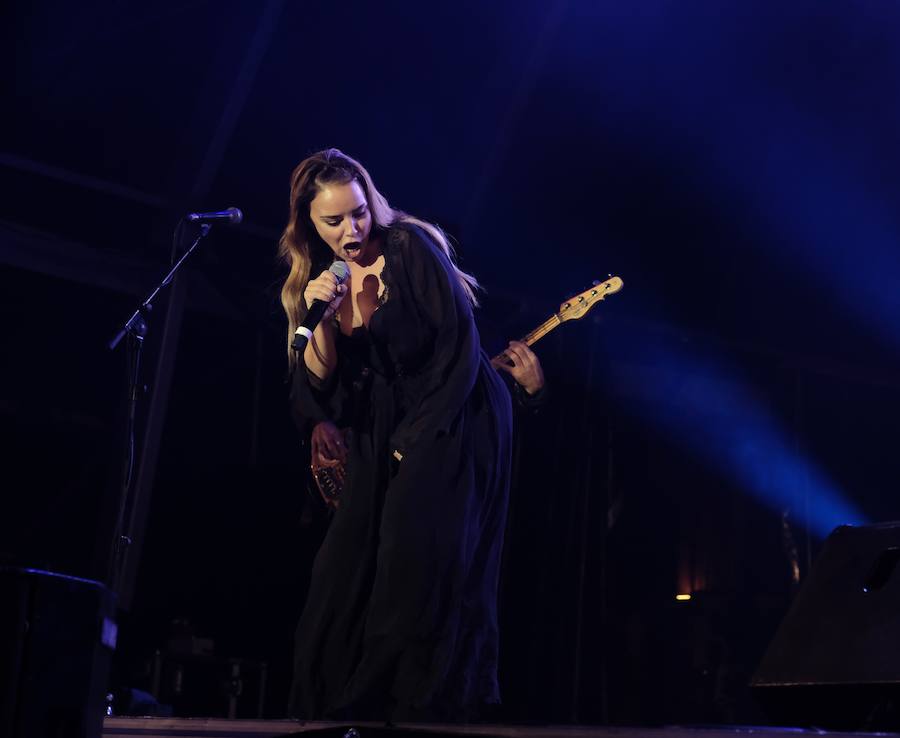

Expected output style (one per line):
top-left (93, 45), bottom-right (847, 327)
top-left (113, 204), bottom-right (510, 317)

top-left (310, 427), bottom-right (351, 509)
top-left (311, 458), bottom-right (345, 509)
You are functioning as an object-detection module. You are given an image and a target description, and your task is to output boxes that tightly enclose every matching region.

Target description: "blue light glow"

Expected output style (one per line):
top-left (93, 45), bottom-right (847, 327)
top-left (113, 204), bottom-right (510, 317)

top-left (613, 340), bottom-right (866, 537)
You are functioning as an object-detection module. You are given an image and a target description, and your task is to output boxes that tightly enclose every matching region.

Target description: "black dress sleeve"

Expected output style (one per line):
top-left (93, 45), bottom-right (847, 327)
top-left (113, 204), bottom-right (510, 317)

top-left (384, 225), bottom-right (481, 458)
top-left (510, 377), bottom-right (548, 414)
top-left (288, 340), bottom-right (350, 437)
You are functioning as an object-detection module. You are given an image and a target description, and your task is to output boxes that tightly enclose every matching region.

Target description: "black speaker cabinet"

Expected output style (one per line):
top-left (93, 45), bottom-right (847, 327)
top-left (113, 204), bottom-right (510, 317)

top-left (0, 567), bottom-right (116, 738)
top-left (752, 522), bottom-right (900, 730)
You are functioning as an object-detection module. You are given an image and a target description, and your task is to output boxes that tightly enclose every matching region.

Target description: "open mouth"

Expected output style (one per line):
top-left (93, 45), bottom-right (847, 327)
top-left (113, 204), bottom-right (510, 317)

top-left (344, 242), bottom-right (362, 257)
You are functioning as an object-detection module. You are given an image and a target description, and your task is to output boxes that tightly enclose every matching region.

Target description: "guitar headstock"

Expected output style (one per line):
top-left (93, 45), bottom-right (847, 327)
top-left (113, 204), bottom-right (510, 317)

top-left (558, 276), bottom-right (623, 322)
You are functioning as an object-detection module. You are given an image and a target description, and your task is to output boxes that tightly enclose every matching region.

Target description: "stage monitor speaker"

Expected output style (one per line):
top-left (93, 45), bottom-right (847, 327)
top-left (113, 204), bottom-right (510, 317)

top-left (0, 567), bottom-right (117, 738)
top-left (752, 522), bottom-right (900, 730)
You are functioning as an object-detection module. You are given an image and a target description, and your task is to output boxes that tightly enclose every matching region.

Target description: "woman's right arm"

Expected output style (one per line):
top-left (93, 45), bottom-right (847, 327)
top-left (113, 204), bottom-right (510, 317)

top-left (304, 319), bottom-right (338, 381)
top-left (289, 270), bottom-right (349, 446)
top-left (301, 269), bottom-right (347, 381)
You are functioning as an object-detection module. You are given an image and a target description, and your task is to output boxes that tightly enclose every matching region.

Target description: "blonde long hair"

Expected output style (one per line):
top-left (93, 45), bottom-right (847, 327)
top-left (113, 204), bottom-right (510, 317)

top-left (278, 148), bottom-right (480, 367)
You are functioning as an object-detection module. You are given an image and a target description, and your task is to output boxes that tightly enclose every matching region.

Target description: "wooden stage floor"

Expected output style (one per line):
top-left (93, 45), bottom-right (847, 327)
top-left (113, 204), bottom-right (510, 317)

top-left (101, 720), bottom-right (897, 738)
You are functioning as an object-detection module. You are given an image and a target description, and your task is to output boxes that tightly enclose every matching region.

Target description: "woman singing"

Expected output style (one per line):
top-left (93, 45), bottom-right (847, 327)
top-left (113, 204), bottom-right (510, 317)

top-left (279, 148), bottom-right (513, 721)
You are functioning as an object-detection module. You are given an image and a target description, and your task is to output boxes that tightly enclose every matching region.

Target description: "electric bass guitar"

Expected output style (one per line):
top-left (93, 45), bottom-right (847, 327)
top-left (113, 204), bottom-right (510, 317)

top-left (311, 275), bottom-right (624, 508)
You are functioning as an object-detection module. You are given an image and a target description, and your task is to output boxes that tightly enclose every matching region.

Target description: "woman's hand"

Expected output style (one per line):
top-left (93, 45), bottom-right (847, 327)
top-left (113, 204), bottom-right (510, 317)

top-left (303, 268), bottom-right (348, 321)
top-left (310, 421), bottom-right (348, 467)
top-left (491, 340), bottom-right (545, 395)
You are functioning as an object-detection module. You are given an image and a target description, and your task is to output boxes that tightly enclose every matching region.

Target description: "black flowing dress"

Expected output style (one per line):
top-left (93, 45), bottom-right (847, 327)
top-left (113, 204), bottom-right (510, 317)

top-left (288, 223), bottom-right (513, 721)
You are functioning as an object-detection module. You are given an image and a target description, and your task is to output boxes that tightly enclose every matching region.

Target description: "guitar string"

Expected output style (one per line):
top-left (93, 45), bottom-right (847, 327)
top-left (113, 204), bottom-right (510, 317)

top-left (522, 314), bottom-right (562, 347)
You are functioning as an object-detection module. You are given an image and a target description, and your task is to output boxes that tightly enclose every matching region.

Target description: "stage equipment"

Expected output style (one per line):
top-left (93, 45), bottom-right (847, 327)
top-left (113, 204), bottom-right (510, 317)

top-left (752, 522), bottom-right (900, 730)
top-left (107, 212), bottom-right (241, 602)
top-left (186, 206), bottom-right (243, 224)
top-left (0, 567), bottom-right (116, 738)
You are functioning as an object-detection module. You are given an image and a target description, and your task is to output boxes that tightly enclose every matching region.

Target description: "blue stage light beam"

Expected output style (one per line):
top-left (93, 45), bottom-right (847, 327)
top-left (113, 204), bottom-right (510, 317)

top-left (613, 340), bottom-right (866, 538)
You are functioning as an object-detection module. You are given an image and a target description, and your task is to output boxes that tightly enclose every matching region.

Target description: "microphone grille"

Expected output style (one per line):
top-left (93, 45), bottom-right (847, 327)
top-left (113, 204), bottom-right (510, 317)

top-left (329, 261), bottom-right (351, 283)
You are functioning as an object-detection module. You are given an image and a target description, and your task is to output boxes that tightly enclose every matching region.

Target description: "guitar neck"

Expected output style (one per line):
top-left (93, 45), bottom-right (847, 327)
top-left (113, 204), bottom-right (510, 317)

top-left (520, 313), bottom-right (562, 348)
top-left (490, 276), bottom-right (622, 363)
top-left (492, 312), bottom-right (562, 362)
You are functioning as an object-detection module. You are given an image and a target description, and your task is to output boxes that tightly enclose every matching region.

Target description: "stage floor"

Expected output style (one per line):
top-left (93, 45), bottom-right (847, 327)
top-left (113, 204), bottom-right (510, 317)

top-left (101, 720), bottom-right (897, 738)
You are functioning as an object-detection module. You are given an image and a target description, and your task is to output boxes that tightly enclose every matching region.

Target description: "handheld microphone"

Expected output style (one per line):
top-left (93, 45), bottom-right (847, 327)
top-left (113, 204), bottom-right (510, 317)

top-left (292, 262), bottom-right (351, 354)
top-left (186, 207), bottom-right (243, 224)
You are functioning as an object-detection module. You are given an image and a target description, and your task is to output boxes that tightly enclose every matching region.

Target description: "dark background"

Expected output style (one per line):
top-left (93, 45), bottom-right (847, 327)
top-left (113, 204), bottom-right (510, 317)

top-left (4, 0), bottom-right (900, 723)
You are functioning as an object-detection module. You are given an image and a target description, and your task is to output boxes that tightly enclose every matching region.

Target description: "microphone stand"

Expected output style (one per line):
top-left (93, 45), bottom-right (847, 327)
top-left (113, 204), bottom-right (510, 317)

top-left (106, 222), bottom-right (212, 598)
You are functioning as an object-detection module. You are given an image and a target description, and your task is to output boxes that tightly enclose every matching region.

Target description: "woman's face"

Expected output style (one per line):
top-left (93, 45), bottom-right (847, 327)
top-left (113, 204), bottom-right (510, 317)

top-left (309, 180), bottom-right (375, 265)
